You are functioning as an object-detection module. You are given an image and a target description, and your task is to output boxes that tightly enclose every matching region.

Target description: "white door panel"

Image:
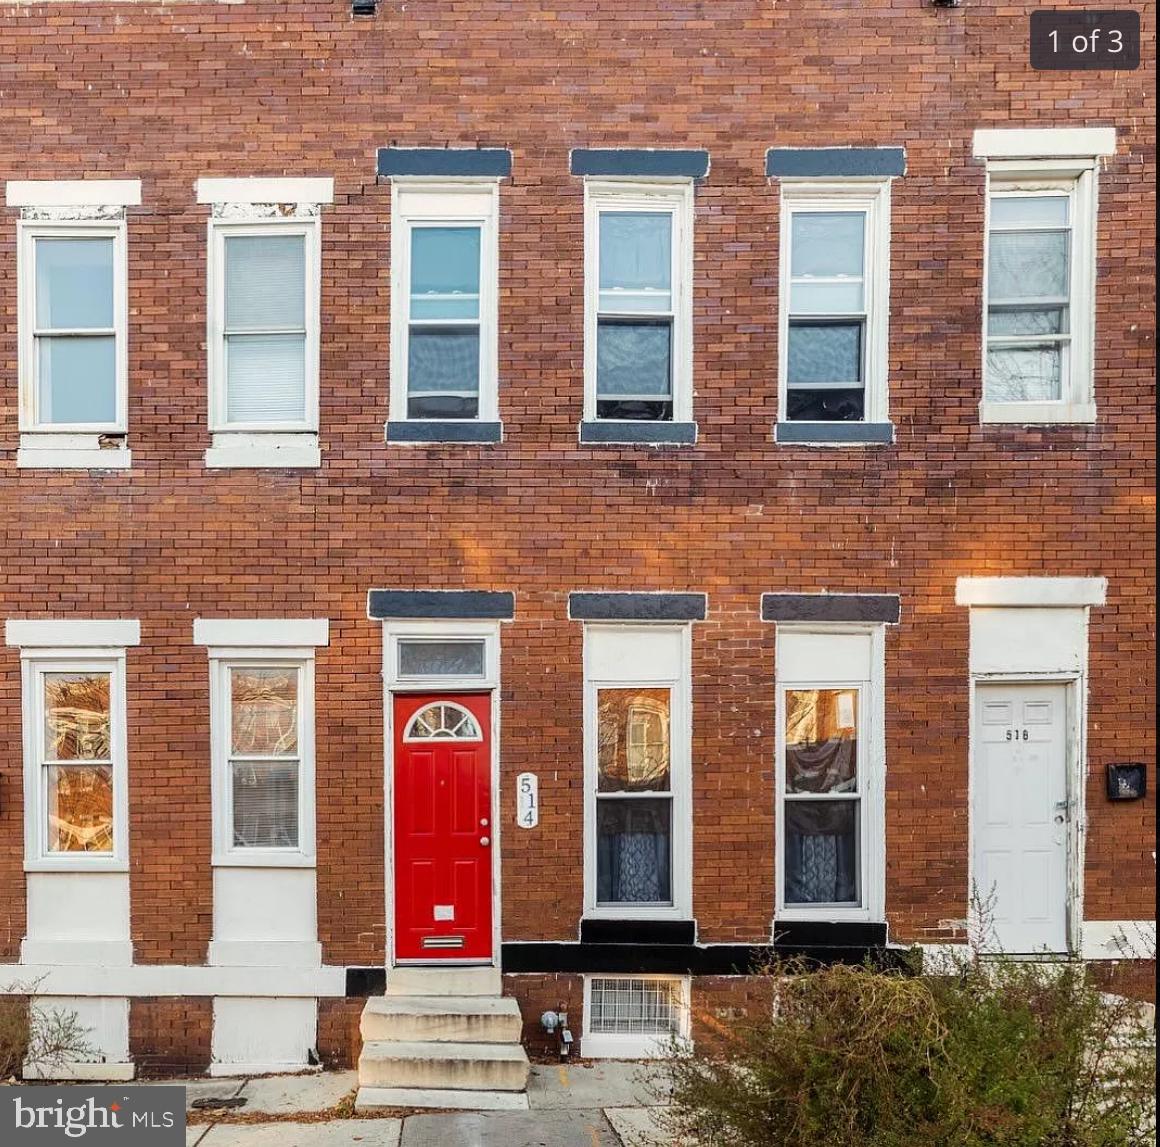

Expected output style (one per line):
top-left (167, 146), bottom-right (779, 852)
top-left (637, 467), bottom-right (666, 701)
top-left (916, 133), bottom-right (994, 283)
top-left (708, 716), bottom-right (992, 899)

top-left (973, 683), bottom-right (1069, 953)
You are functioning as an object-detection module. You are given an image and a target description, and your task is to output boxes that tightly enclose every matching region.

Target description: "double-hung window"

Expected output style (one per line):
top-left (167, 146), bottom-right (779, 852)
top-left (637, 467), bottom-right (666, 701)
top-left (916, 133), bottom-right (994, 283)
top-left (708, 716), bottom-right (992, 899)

top-left (778, 183), bottom-right (891, 437)
top-left (6, 618), bottom-right (139, 871)
top-left (583, 624), bottom-right (692, 919)
top-left (775, 626), bottom-right (885, 923)
top-left (195, 617), bottom-right (326, 866)
top-left (983, 169), bottom-right (1096, 422)
top-left (9, 179), bottom-right (139, 469)
top-left (583, 182), bottom-right (694, 430)
top-left (389, 184), bottom-right (499, 433)
top-left (199, 178), bottom-right (331, 468)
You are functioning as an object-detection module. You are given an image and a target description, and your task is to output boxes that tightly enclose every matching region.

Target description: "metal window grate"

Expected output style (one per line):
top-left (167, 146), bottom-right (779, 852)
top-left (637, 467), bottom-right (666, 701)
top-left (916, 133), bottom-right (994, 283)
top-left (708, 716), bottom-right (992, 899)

top-left (589, 977), bottom-right (682, 1036)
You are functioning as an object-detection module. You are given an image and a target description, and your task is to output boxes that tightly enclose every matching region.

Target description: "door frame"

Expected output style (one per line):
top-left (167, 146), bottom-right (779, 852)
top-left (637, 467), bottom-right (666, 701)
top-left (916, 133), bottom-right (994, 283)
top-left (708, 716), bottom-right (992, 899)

top-left (967, 672), bottom-right (1085, 955)
top-left (381, 619), bottom-right (502, 969)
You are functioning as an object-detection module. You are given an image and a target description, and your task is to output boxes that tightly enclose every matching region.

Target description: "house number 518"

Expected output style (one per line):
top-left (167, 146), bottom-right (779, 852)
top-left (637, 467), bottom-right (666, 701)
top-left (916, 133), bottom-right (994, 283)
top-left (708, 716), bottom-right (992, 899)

top-left (516, 772), bottom-right (538, 828)
top-left (1006, 729), bottom-right (1030, 741)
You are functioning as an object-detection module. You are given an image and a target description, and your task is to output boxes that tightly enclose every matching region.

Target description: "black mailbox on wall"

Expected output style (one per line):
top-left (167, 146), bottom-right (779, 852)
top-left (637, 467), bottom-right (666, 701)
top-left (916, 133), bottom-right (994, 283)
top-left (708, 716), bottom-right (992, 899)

top-left (1106, 763), bottom-right (1146, 801)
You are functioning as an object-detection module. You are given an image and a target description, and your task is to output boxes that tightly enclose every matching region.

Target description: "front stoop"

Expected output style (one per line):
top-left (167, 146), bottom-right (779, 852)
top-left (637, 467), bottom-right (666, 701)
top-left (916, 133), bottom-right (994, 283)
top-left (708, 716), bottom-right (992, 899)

top-left (355, 988), bottom-right (530, 1112)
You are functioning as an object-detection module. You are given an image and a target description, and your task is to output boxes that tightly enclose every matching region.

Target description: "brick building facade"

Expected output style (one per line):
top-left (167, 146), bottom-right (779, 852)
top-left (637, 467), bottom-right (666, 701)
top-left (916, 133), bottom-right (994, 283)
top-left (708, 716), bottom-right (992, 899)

top-left (0, 0), bottom-right (1154, 1086)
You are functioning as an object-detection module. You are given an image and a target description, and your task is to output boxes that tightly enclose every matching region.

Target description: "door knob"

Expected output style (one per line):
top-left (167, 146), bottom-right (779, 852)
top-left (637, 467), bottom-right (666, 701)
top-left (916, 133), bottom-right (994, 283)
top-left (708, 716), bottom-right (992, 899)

top-left (480, 836), bottom-right (490, 847)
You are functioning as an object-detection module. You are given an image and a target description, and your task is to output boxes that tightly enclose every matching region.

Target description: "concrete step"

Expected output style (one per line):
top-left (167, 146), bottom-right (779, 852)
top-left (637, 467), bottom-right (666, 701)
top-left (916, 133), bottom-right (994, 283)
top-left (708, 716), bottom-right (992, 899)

top-left (385, 966), bottom-right (502, 998)
top-left (361, 994), bottom-right (523, 1044)
top-left (358, 1039), bottom-right (530, 1092)
top-left (355, 1086), bottom-right (530, 1112)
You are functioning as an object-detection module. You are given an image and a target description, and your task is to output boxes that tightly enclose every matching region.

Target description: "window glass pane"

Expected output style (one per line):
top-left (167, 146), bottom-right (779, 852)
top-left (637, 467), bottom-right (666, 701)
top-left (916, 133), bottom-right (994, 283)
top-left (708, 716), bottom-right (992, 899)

top-left (47, 764), bottom-right (113, 853)
top-left (787, 322), bottom-right (862, 385)
top-left (225, 333), bottom-right (307, 423)
top-left (398, 640), bottom-right (486, 678)
top-left (598, 688), bottom-right (671, 793)
top-left (987, 307), bottom-right (1068, 337)
top-left (790, 280), bottom-right (864, 316)
top-left (410, 227), bottom-right (481, 321)
top-left (589, 978), bottom-right (681, 1035)
top-left (407, 328), bottom-right (480, 400)
top-left (406, 702), bottom-right (481, 740)
top-left (599, 212), bottom-right (671, 296)
top-left (232, 760), bottom-right (299, 848)
top-left (596, 320), bottom-right (671, 399)
top-left (43, 673), bottom-right (111, 762)
top-left (231, 668), bottom-right (298, 756)
top-left (785, 387), bottom-right (865, 423)
top-left (784, 800), bottom-right (859, 905)
top-left (38, 336), bottom-right (116, 425)
top-left (225, 234), bottom-right (306, 331)
top-left (985, 345), bottom-right (1063, 402)
top-left (35, 238), bottom-right (114, 330)
top-left (790, 212), bottom-right (865, 278)
top-left (596, 798), bottom-right (672, 904)
top-left (785, 689), bottom-right (857, 794)
top-left (990, 195), bottom-right (1068, 229)
top-left (988, 231), bottom-right (1069, 301)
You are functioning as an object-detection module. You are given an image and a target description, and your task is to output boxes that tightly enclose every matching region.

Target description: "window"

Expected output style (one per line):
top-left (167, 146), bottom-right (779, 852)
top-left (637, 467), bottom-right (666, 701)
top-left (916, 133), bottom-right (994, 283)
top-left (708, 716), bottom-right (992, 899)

top-left (5, 618), bottom-right (139, 871)
top-left (404, 701), bottom-right (482, 741)
top-left (778, 183), bottom-right (891, 432)
top-left (983, 169), bottom-right (1096, 422)
top-left (582, 975), bottom-right (690, 1058)
top-left (390, 184), bottom-right (499, 426)
top-left (194, 617), bottom-right (327, 865)
top-left (775, 627), bottom-right (885, 922)
top-left (209, 221), bottom-right (319, 433)
top-left (198, 177), bottom-right (331, 468)
top-left (584, 625), bottom-right (692, 919)
top-left (584, 182), bottom-right (693, 425)
top-left (9, 178), bottom-right (139, 468)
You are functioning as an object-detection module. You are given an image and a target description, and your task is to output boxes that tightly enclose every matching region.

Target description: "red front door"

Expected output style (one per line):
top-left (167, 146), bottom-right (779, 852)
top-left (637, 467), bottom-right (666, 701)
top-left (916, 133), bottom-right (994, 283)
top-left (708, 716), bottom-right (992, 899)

top-left (393, 692), bottom-right (493, 962)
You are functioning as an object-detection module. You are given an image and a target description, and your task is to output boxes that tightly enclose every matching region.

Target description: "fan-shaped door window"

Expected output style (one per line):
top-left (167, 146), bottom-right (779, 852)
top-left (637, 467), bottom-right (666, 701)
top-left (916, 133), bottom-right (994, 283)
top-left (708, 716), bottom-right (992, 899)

top-left (404, 701), bottom-right (482, 742)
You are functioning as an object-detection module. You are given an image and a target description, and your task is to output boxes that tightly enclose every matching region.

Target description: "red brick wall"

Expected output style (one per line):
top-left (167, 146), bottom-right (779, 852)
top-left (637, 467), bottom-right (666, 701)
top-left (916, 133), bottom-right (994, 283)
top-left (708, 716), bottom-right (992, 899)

top-left (0, 0), bottom-right (1153, 976)
top-left (128, 998), bottom-right (212, 1077)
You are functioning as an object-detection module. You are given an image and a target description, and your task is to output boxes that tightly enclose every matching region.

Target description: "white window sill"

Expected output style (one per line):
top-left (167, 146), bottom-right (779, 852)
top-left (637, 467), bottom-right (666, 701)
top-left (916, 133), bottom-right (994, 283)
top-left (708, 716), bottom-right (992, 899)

top-left (776, 907), bottom-right (877, 925)
top-left (205, 432), bottom-right (320, 470)
top-left (980, 401), bottom-right (1097, 425)
top-left (207, 940), bottom-right (323, 968)
top-left (585, 905), bottom-right (689, 921)
top-left (580, 1033), bottom-right (691, 1060)
top-left (17, 432), bottom-right (131, 470)
top-left (24, 858), bottom-right (129, 874)
top-left (212, 854), bottom-right (317, 869)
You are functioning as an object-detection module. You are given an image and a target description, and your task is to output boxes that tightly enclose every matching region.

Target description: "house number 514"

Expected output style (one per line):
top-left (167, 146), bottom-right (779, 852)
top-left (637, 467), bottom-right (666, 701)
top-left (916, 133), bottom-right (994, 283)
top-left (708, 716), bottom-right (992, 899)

top-left (516, 772), bottom-right (538, 828)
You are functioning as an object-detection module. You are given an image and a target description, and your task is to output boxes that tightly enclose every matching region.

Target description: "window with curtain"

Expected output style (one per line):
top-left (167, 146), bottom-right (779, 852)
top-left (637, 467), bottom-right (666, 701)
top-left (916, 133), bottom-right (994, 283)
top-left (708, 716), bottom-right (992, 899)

top-left (786, 211), bottom-right (867, 422)
top-left (406, 225), bottom-right (482, 419)
top-left (596, 687), bottom-right (673, 904)
top-left (39, 670), bottom-right (115, 854)
top-left (985, 192), bottom-right (1071, 403)
top-left (221, 230), bottom-right (309, 425)
top-left (228, 665), bottom-right (301, 849)
top-left (31, 234), bottom-right (119, 427)
top-left (782, 687), bottom-right (860, 905)
top-left (596, 211), bottom-right (674, 421)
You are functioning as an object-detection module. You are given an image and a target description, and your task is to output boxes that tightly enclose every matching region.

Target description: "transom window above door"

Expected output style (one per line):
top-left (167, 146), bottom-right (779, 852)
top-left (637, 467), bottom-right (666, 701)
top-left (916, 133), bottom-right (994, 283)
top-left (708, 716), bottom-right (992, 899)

top-left (404, 702), bottom-right (482, 742)
top-left (390, 184), bottom-right (500, 427)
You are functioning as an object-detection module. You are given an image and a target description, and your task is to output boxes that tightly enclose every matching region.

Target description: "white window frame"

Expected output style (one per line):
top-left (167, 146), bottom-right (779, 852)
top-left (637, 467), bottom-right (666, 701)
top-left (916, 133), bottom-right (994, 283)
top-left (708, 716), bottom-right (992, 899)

top-left (583, 180), bottom-right (694, 424)
top-left (774, 624), bottom-right (886, 925)
top-left (389, 181), bottom-right (500, 425)
top-left (207, 651), bottom-right (317, 868)
top-left (581, 973), bottom-right (691, 1059)
top-left (582, 624), bottom-right (693, 921)
top-left (981, 160), bottom-right (1097, 424)
top-left (777, 181), bottom-right (891, 428)
top-left (14, 641), bottom-right (133, 874)
top-left (206, 216), bottom-right (322, 436)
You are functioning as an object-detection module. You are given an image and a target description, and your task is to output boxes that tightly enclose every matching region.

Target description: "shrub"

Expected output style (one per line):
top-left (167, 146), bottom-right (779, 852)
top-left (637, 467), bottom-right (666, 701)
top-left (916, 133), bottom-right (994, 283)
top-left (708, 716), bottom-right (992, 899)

top-left (0, 981), bottom-right (96, 1081)
top-left (653, 949), bottom-right (1155, 1147)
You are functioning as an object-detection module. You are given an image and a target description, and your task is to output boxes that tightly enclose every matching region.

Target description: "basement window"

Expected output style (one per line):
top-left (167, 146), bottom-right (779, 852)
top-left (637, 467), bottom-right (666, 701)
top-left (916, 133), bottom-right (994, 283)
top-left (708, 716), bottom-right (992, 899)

top-left (581, 975), bottom-right (690, 1058)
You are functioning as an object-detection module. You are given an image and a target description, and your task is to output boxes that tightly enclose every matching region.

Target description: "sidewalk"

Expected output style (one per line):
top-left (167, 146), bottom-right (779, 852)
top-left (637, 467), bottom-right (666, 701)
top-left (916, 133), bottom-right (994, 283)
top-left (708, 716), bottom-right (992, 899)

top-left (179, 1063), bottom-right (671, 1147)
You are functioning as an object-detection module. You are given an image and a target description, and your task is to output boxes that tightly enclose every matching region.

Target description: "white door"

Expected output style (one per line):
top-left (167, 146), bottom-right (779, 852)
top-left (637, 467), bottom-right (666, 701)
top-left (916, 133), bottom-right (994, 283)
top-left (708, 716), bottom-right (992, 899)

top-left (973, 683), bottom-right (1070, 953)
